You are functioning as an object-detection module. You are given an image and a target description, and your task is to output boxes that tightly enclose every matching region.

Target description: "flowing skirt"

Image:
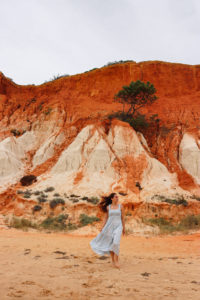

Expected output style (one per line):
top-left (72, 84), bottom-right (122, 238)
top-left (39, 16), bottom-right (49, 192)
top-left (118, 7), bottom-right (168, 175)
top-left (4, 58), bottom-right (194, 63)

top-left (90, 222), bottom-right (122, 256)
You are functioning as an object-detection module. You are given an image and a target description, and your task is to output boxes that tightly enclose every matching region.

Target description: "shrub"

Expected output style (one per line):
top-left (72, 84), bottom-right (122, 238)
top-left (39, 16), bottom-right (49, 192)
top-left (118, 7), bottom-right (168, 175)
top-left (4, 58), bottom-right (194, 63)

top-left (10, 129), bottom-right (21, 136)
top-left (17, 190), bottom-right (24, 194)
top-left (152, 195), bottom-right (188, 207)
top-left (82, 196), bottom-right (89, 200)
top-left (20, 175), bottom-right (37, 186)
top-left (70, 194), bottom-right (79, 197)
top-left (34, 191), bottom-right (41, 196)
top-left (49, 200), bottom-right (57, 209)
top-left (136, 182), bottom-right (142, 190)
top-left (10, 217), bottom-right (37, 229)
top-left (24, 194), bottom-right (31, 199)
top-left (57, 214), bottom-right (68, 222)
top-left (72, 199), bottom-right (79, 203)
top-left (179, 215), bottom-right (200, 229)
top-left (49, 198), bottom-right (65, 209)
top-left (24, 189), bottom-right (31, 194)
top-left (103, 60), bottom-right (134, 67)
top-left (191, 195), bottom-right (200, 201)
top-left (37, 197), bottom-right (47, 203)
top-left (151, 194), bottom-right (165, 201)
top-left (79, 214), bottom-right (100, 227)
top-left (54, 198), bottom-right (65, 205)
top-left (163, 198), bottom-right (188, 207)
top-left (66, 223), bottom-right (78, 230)
top-left (44, 187), bottom-right (55, 192)
top-left (108, 112), bottom-right (150, 131)
top-left (23, 190), bottom-right (32, 198)
top-left (143, 215), bottom-right (200, 234)
top-left (143, 217), bottom-right (176, 234)
top-left (147, 218), bottom-right (170, 226)
top-left (84, 68), bottom-right (98, 73)
top-left (87, 197), bottom-right (100, 205)
top-left (40, 214), bottom-right (69, 231)
top-left (39, 192), bottom-right (46, 197)
top-left (49, 74), bottom-right (70, 81)
top-left (33, 205), bottom-right (42, 212)
top-left (114, 80), bottom-right (157, 116)
top-left (53, 193), bottom-right (60, 197)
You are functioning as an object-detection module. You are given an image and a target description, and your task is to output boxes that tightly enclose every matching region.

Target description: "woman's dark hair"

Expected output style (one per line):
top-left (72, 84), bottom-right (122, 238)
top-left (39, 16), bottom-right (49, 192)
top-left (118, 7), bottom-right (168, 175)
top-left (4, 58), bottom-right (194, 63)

top-left (98, 193), bottom-right (116, 212)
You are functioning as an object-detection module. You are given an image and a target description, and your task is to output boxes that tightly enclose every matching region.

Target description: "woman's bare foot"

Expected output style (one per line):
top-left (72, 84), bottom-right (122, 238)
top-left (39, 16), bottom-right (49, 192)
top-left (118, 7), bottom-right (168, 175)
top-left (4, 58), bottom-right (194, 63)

top-left (113, 253), bottom-right (120, 269)
top-left (114, 261), bottom-right (120, 269)
top-left (111, 260), bottom-right (115, 267)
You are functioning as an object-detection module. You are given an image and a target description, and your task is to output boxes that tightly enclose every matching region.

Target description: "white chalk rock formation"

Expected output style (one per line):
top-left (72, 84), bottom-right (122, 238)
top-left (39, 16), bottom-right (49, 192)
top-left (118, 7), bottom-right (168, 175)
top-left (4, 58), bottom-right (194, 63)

top-left (0, 132), bottom-right (36, 190)
top-left (35, 122), bottom-right (177, 198)
top-left (32, 132), bottom-right (65, 168)
top-left (179, 133), bottom-right (200, 184)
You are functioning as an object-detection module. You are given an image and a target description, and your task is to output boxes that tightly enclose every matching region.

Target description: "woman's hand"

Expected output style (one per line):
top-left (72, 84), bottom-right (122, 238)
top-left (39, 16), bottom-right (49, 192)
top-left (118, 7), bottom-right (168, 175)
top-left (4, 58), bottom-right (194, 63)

top-left (123, 227), bottom-right (126, 235)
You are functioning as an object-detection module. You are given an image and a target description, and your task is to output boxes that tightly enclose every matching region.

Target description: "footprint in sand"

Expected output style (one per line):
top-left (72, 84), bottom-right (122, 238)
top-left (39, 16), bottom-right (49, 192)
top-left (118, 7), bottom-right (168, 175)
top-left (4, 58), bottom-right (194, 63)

top-left (7, 290), bottom-right (26, 298)
top-left (21, 281), bottom-right (36, 285)
top-left (39, 289), bottom-right (53, 297)
top-left (106, 284), bottom-right (114, 288)
top-left (53, 250), bottom-right (66, 255)
top-left (141, 272), bottom-right (151, 277)
top-left (87, 260), bottom-right (93, 264)
top-left (62, 264), bottom-right (79, 269)
top-left (24, 249), bottom-right (31, 255)
top-left (82, 278), bottom-right (102, 288)
top-left (191, 281), bottom-right (200, 285)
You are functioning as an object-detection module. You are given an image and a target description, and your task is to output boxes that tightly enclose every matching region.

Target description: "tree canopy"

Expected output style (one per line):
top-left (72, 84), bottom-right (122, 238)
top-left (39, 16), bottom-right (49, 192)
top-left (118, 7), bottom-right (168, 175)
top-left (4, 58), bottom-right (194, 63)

top-left (114, 80), bottom-right (157, 115)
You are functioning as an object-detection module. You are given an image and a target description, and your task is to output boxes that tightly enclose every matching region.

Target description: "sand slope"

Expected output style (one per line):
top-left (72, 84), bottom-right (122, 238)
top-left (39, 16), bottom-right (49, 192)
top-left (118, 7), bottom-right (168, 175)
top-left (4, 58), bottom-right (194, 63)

top-left (0, 229), bottom-right (200, 300)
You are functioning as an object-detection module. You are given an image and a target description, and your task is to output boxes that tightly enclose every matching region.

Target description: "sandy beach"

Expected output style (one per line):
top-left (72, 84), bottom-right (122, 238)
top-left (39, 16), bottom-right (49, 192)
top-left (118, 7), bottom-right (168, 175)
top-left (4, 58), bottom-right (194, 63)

top-left (0, 229), bottom-right (200, 300)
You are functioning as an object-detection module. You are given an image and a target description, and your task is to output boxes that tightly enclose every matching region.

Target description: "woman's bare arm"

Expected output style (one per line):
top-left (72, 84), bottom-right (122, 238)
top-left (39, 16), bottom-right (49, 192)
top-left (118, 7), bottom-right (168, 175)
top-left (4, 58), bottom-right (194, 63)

top-left (121, 204), bottom-right (125, 234)
top-left (100, 207), bottom-right (108, 231)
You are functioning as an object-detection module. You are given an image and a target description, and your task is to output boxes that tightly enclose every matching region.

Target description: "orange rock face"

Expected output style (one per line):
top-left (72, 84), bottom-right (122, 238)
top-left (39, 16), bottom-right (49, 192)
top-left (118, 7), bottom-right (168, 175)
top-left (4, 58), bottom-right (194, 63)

top-left (0, 61), bottom-right (200, 223)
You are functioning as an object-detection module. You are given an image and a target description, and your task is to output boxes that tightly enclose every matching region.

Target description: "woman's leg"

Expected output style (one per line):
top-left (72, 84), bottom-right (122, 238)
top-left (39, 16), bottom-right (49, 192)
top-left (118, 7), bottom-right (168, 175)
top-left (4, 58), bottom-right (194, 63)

top-left (114, 253), bottom-right (120, 268)
top-left (112, 228), bottom-right (122, 268)
top-left (110, 251), bottom-right (115, 266)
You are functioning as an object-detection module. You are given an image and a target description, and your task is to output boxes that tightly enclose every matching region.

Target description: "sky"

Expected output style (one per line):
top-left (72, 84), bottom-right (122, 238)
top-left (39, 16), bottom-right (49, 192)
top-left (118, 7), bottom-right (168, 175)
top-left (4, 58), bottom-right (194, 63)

top-left (0, 0), bottom-right (200, 85)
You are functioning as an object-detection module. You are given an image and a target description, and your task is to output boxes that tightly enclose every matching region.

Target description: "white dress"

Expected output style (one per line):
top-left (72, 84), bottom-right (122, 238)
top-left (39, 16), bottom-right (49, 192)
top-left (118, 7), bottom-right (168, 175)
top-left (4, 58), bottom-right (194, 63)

top-left (90, 203), bottom-right (123, 256)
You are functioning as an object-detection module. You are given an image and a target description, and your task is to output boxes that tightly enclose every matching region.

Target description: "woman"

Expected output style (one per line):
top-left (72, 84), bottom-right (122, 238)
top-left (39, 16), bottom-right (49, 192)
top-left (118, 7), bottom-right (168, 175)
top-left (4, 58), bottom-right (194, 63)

top-left (90, 193), bottom-right (125, 269)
